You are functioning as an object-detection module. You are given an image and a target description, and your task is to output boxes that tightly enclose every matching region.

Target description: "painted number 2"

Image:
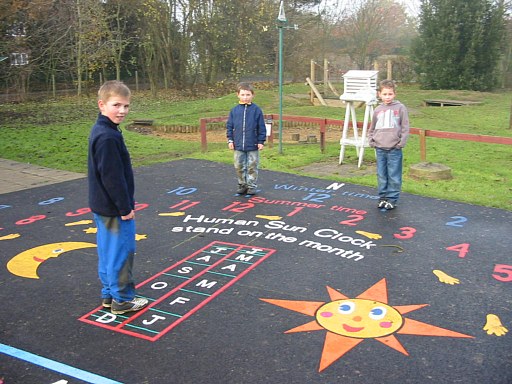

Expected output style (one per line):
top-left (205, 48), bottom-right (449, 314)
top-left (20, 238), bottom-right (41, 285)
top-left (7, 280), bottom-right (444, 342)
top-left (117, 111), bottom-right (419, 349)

top-left (339, 215), bottom-right (365, 226)
top-left (446, 216), bottom-right (468, 227)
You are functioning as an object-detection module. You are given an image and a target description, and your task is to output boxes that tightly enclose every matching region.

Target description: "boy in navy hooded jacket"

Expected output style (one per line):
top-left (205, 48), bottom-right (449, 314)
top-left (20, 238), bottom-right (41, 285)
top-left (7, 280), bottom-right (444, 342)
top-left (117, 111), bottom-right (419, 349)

top-left (226, 82), bottom-right (266, 195)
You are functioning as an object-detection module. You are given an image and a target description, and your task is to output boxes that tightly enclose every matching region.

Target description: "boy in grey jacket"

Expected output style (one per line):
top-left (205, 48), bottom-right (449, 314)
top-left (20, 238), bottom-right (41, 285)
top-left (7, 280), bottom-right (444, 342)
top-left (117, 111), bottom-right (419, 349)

top-left (368, 80), bottom-right (410, 210)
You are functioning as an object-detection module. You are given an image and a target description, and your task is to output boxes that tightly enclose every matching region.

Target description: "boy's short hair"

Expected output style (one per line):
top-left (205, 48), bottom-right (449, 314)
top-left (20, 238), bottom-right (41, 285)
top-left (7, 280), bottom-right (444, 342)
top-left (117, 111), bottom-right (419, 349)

top-left (379, 79), bottom-right (396, 92)
top-left (237, 82), bottom-right (254, 94)
top-left (98, 80), bottom-right (131, 101)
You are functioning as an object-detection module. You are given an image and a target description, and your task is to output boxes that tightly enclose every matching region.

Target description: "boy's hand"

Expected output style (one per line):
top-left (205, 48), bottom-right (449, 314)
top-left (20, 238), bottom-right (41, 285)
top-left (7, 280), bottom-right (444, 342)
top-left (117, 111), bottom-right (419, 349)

top-left (258, 144), bottom-right (264, 150)
top-left (228, 142), bottom-right (234, 150)
top-left (121, 210), bottom-right (135, 220)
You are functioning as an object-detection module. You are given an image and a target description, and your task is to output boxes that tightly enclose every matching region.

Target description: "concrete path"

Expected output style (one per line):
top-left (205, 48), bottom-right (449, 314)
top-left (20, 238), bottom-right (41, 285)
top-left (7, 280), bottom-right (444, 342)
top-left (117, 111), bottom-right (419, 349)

top-left (0, 159), bottom-right (84, 194)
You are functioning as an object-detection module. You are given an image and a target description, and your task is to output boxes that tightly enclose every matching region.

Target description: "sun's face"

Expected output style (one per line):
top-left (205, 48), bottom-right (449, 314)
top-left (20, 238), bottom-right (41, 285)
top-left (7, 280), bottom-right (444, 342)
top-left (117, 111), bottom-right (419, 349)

top-left (261, 279), bottom-right (473, 372)
top-left (316, 299), bottom-right (403, 338)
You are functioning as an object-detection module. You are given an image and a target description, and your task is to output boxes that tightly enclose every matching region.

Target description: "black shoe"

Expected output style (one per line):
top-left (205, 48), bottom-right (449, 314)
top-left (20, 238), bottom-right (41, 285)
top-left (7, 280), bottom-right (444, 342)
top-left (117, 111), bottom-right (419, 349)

top-left (236, 185), bottom-right (247, 194)
top-left (246, 188), bottom-right (256, 195)
top-left (378, 199), bottom-right (387, 209)
top-left (384, 201), bottom-right (396, 210)
top-left (102, 298), bottom-right (112, 308)
top-left (111, 297), bottom-right (149, 315)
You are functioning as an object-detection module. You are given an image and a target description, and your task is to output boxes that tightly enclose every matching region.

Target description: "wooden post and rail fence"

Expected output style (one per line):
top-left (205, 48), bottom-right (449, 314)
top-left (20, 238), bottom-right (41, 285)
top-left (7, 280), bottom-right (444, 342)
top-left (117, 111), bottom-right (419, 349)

top-left (200, 114), bottom-right (512, 162)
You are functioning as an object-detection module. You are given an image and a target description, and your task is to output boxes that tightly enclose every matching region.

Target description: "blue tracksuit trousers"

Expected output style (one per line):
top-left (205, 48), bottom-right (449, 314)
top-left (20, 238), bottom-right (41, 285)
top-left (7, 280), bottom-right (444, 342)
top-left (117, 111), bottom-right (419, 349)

top-left (94, 213), bottom-right (136, 302)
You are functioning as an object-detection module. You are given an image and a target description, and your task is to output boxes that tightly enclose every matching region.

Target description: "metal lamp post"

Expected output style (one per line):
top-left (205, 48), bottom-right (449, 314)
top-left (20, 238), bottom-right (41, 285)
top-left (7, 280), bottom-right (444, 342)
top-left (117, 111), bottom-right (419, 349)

top-left (276, 1), bottom-right (297, 154)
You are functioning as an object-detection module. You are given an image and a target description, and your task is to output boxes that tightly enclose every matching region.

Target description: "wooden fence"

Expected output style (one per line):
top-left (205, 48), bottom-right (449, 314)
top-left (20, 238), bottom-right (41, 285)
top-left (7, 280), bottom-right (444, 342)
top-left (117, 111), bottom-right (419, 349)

top-left (200, 114), bottom-right (512, 162)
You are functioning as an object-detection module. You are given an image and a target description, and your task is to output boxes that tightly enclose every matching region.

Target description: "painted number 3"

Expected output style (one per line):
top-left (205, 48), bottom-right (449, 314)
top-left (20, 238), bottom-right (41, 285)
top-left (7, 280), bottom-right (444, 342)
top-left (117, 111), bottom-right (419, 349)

top-left (393, 226), bottom-right (416, 240)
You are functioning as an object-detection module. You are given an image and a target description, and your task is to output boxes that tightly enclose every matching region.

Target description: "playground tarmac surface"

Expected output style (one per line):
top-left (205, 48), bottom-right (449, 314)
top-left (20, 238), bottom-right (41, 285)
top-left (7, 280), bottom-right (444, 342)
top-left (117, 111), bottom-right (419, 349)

top-left (0, 158), bottom-right (511, 384)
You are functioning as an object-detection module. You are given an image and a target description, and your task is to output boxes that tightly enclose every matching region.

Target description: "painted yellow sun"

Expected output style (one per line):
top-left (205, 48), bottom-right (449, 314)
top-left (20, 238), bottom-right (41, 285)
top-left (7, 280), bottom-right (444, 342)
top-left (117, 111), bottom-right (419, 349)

top-left (260, 278), bottom-right (473, 372)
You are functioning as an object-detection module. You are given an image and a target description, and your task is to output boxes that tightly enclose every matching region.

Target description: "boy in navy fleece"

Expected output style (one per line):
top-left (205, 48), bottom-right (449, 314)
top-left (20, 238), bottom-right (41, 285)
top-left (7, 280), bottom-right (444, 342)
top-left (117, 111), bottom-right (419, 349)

top-left (226, 82), bottom-right (266, 195)
top-left (88, 80), bottom-right (148, 315)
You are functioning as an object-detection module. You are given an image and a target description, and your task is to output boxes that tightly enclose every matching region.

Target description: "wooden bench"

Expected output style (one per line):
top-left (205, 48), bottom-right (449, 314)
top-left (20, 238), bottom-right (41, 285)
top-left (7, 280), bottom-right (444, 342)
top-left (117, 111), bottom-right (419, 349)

top-left (132, 119), bottom-right (154, 126)
top-left (423, 99), bottom-right (482, 107)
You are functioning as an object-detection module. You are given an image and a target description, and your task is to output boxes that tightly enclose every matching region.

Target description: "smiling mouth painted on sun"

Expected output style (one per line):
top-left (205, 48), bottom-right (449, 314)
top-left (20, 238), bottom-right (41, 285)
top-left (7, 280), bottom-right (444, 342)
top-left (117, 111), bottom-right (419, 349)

top-left (260, 278), bottom-right (473, 372)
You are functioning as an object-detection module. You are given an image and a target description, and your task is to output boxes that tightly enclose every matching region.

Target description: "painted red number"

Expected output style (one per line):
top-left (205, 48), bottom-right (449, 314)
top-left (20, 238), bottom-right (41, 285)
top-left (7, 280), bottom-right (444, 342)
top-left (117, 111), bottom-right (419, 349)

top-left (446, 243), bottom-right (470, 258)
top-left (492, 264), bottom-right (512, 282)
top-left (134, 203), bottom-right (149, 211)
top-left (66, 208), bottom-right (91, 217)
top-left (170, 200), bottom-right (200, 211)
top-left (16, 215), bottom-right (46, 225)
top-left (393, 226), bottom-right (416, 239)
top-left (222, 202), bottom-right (255, 213)
top-left (339, 215), bottom-right (365, 226)
top-left (287, 207), bottom-right (304, 217)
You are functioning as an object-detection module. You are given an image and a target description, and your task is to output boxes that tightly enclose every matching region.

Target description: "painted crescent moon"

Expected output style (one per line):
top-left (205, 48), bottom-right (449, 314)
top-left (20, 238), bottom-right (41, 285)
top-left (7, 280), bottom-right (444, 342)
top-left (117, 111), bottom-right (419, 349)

top-left (7, 241), bottom-right (97, 279)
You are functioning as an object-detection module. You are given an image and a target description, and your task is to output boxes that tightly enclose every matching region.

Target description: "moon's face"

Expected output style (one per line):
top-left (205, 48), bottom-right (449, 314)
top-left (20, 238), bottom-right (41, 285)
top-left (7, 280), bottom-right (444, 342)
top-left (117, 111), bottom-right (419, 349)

top-left (316, 299), bottom-right (404, 338)
top-left (7, 242), bottom-right (96, 279)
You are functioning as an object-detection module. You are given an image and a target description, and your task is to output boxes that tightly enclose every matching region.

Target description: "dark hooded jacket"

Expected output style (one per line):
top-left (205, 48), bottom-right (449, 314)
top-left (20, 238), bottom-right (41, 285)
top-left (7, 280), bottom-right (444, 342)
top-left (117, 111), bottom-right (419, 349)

top-left (88, 114), bottom-right (135, 217)
top-left (226, 103), bottom-right (266, 151)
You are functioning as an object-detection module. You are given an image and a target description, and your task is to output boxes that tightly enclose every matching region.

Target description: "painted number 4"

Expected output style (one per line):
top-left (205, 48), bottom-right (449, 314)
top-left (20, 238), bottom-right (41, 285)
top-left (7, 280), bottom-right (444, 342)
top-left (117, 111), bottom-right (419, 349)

top-left (446, 243), bottom-right (470, 258)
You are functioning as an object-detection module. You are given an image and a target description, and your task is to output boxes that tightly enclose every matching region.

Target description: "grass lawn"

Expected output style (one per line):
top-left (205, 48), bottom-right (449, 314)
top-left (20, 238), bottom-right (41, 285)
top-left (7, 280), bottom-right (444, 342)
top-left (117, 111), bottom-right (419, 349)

top-left (0, 83), bottom-right (511, 211)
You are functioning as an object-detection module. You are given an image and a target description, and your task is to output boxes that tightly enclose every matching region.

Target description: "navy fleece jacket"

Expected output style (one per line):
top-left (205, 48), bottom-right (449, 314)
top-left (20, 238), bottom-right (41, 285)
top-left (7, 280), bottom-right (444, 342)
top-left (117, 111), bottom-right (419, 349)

top-left (88, 114), bottom-right (135, 217)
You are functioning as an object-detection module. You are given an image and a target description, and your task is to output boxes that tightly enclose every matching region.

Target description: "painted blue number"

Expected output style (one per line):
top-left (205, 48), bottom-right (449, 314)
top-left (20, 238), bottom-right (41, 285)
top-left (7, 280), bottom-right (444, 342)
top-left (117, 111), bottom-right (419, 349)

top-left (446, 216), bottom-right (467, 227)
top-left (302, 193), bottom-right (331, 203)
top-left (167, 187), bottom-right (197, 195)
top-left (39, 197), bottom-right (64, 205)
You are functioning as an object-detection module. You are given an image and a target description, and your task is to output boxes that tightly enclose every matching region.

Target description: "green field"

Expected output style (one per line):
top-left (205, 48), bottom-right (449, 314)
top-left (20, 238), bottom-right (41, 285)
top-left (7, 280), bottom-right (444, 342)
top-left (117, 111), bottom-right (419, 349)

top-left (0, 83), bottom-right (510, 210)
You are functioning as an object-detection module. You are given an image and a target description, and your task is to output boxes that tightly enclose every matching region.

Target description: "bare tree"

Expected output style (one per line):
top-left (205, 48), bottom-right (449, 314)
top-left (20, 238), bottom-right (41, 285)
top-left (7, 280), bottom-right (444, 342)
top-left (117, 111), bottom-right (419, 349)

top-left (336, 0), bottom-right (414, 70)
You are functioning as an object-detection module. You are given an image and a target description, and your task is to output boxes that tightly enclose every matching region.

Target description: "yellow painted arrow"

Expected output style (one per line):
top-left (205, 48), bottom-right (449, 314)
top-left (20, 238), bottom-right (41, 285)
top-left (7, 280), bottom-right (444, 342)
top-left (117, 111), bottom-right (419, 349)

top-left (65, 220), bottom-right (93, 226)
top-left (256, 215), bottom-right (282, 220)
top-left (159, 212), bottom-right (186, 217)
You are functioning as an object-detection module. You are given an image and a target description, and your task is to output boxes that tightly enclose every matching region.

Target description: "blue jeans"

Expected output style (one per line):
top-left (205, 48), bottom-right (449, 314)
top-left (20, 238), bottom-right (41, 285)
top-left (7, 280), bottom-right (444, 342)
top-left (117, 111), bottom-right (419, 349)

top-left (375, 148), bottom-right (403, 203)
top-left (234, 150), bottom-right (259, 189)
top-left (94, 214), bottom-right (136, 302)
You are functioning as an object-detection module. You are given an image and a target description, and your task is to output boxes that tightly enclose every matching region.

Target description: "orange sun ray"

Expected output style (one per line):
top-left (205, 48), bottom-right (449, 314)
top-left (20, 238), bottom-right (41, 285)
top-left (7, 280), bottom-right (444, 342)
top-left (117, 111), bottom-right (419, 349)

top-left (259, 298), bottom-right (325, 316)
top-left (319, 332), bottom-right (364, 372)
top-left (285, 320), bottom-right (324, 333)
top-left (394, 304), bottom-right (429, 314)
top-left (325, 286), bottom-right (349, 301)
top-left (375, 334), bottom-right (409, 355)
top-left (398, 318), bottom-right (474, 338)
top-left (355, 278), bottom-right (388, 302)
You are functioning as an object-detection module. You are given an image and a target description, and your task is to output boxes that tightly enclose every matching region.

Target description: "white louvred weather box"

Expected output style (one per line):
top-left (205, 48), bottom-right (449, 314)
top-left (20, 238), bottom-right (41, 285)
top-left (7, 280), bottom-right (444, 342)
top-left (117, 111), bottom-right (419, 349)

top-left (339, 70), bottom-right (379, 103)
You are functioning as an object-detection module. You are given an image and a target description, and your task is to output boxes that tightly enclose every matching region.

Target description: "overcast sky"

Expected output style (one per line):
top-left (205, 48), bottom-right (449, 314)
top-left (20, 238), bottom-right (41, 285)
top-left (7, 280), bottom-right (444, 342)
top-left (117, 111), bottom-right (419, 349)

top-left (318, 0), bottom-right (420, 17)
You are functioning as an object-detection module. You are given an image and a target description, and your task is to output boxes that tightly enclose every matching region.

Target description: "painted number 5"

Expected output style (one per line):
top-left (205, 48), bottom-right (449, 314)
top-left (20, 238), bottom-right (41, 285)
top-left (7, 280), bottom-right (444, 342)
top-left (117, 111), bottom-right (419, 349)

top-left (492, 264), bottom-right (512, 282)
